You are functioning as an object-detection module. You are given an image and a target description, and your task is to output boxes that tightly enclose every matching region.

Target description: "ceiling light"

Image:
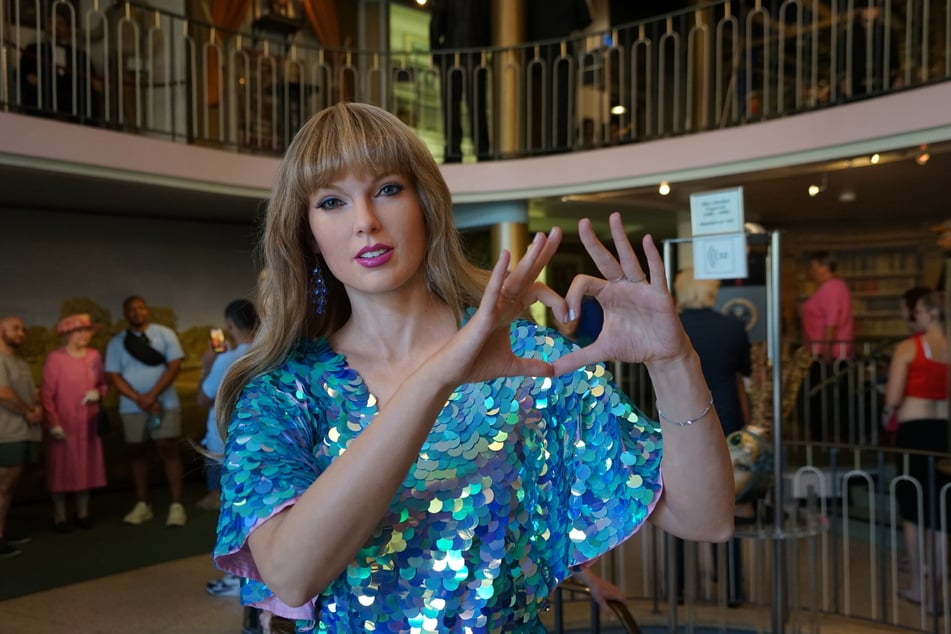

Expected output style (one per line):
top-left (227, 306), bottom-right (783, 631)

top-left (416, 0), bottom-right (428, 5)
top-left (870, 153), bottom-right (880, 164)
top-left (658, 181), bottom-right (671, 196)
top-left (610, 105), bottom-right (627, 115)
top-left (808, 184), bottom-right (821, 197)
top-left (839, 189), bottom-right (856, 203)
top-left (808, 173), bottom-right (828, 197)
top-left (916, 144), bottom-right (930, 166)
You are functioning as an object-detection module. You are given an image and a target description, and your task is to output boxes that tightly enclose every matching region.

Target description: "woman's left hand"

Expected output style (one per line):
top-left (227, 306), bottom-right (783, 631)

top-left (553, 212), bottom-right (692, 376)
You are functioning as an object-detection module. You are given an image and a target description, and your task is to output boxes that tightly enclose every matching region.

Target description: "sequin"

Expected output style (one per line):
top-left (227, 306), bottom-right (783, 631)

top-left (214, 312), bottom-right (663, 633)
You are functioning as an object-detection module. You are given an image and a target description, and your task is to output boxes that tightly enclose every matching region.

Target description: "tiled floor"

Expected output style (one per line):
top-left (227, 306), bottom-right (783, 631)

top-left (0, 551), bottom-right (927, 634)
top-left (0, 496), bottom-right (942, 634)
top-left (0, 554), bottom-right (244, 634)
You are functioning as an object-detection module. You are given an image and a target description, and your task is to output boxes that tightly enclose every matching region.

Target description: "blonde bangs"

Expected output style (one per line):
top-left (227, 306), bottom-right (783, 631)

top-left (289, 104), bottom-right (421, 201)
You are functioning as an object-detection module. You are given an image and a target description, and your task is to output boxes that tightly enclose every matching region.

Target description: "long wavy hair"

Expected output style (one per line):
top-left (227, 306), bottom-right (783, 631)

top-left (216, 102), bottom-right (488, 436)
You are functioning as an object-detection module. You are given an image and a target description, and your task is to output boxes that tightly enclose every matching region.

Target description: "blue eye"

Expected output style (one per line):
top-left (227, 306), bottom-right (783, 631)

top-left (317, 196), bottom-right (344, 211)
top-left (378, 183), bottom-right (403, 197)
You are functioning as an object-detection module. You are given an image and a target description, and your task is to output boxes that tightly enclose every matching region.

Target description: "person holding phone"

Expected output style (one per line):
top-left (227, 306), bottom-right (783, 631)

top-left (197, 300), bottom-right (259, 512)
top-left (199, 299), bottom-right (259, 597)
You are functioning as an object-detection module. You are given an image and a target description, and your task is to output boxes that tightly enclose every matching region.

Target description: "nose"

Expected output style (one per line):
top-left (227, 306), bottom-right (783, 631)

top-left (353, 197), bottom-right (381, 236)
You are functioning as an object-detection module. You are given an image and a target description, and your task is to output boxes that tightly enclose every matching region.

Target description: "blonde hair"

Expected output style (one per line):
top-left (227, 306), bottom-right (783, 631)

top-left (216, 103), bottom-right (488, 435)
top-left (674, 268), bottom-right (720, 310)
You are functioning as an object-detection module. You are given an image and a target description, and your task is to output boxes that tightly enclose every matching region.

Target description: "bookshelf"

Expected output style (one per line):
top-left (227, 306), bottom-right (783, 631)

top-left (797, 244), bottom-right (923, 340)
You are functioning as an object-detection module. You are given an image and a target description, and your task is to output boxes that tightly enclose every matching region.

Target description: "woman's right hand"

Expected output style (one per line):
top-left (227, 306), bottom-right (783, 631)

top-left (431, 228), bottom-right (567, 387)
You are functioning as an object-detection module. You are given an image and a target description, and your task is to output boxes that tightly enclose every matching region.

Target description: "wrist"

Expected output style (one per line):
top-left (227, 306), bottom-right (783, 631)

top-left (645, 347), bottom-right (699, 383)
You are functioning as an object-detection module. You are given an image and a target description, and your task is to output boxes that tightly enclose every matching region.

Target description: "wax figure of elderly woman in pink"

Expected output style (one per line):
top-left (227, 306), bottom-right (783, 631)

top-left (41, 314), bottom-right (108, 531)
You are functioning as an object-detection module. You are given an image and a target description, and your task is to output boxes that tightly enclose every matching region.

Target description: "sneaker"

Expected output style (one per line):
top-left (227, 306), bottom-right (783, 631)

top-left (206, 573), bottom-right (241, 597)
top-left (123, 501), bottom-right (153, 525)
top-left (206, 572), bottom-right (240, 589)
top-left (166, 502), bottom-right (187, 527)
top-left (0, 539), bottom-right (21, 559)
top-left (206, 572), bottom-right (240, 587)
top-left (4, 533), bottom-right (31, 546)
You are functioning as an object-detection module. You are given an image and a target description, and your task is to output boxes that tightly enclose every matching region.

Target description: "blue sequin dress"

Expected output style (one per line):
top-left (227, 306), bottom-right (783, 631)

top-left (214, 317), bottom-right (663, 633)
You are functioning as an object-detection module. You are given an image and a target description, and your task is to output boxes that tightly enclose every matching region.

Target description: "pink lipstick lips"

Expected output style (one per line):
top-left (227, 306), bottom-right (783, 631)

top-left (355, 243), bottom-right (393, 267)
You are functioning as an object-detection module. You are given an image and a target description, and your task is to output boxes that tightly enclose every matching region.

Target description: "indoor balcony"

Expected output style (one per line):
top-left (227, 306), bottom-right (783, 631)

top-left (1, 0), bottom-right (949, 226)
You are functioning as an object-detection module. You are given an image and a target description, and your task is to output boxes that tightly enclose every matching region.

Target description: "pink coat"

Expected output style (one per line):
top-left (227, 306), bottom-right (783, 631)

top-left (41, 348), bottom-right (108, 492)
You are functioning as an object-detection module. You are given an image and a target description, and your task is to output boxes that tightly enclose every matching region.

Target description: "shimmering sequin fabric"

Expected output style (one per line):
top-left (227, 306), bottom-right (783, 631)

top-left (214, 317), bottom-right (663, 633)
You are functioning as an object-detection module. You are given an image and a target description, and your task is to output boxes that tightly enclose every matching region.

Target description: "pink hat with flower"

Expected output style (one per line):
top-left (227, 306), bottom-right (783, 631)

top-left (57, 313), bottom-right (99, 335)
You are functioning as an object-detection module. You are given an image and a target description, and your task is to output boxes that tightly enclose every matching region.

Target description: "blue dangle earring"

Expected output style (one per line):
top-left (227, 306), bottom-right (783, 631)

top-left (311, 262), bottom-right (328, 315)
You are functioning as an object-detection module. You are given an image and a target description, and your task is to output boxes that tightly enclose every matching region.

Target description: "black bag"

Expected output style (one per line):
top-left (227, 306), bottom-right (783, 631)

top-left (123, 330), bottom-right (167, 366)
top-left (96, 407), bottom-right (111, 437)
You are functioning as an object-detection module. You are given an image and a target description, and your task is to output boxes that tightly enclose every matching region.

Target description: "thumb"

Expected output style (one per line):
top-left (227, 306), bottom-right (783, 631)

top-left (551, 341), bottom-right (609, 376)
top-left (509, 358), bottom-right (555, 379)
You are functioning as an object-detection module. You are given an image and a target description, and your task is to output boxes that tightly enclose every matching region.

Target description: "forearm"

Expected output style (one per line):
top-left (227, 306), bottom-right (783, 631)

top-left (249, 365), bottom-right (458, 606)
top-left (145, 362), bottom-right (181, 399)
top-left (107, 373), bottom-right (141, 401)
top-left (40, 392), bottom-right (61, 429)
top-left (0, 390), bottom-right (31, 416)
top-left (196, 389), bottom-right (214, 408)
top-left (646, 350), bottom-right (735, 542)
top-left (822, 325), bottom-right (838, 357)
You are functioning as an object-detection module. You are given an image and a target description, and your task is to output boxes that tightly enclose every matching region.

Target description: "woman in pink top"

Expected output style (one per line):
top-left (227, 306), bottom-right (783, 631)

top-left (41, 314), bottom-right (108, 531)
top-left (883, 290), bottom-right (949, 610)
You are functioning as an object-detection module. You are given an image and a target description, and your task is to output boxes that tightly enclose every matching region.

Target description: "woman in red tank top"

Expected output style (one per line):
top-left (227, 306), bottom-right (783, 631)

top-left (883, 290), bottom-right (949, 610)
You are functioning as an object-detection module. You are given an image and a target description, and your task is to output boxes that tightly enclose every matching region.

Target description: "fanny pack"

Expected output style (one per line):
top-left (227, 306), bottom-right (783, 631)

top-left (123, 330), bottom-right (167, 366)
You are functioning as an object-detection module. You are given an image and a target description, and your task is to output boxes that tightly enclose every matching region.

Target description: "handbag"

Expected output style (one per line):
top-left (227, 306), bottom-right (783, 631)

top-left (96, 407), bottom-right (111, 437)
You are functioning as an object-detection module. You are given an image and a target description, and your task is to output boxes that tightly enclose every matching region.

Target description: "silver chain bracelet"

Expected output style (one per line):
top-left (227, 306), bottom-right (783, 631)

top-left (656, 392), bottom-right (714, 427)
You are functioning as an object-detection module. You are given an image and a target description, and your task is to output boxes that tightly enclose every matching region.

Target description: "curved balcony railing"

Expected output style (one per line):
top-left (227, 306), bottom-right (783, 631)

top-left (1, 0), bottom-right (949, 161)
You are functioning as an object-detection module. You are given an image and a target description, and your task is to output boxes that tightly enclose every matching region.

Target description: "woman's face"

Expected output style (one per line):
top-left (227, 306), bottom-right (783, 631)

top-left (308, 169), bottom-right (427, 301)
top-left (67, 328), bottom-right (92, 348)
top-left (913, 300), bottom-right (934, 328)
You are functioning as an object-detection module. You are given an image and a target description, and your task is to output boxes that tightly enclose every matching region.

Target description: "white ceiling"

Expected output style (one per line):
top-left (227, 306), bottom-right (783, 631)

top-left (528, 140), bottom-right (951, 240)
top-left (1, 139), bottom-right (947, 240)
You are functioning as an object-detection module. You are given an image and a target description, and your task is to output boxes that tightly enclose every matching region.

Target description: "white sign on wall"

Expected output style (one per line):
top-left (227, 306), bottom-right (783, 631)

top-left (690, 186), bottom-right (747, 280)
top-left (692, 234), bottom-right (749, 279)
top-left (690, 187), bottom-right (745, 236)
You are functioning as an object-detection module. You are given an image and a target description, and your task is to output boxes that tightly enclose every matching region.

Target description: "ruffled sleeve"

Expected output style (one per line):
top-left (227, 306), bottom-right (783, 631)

top-left (559, 362), bottom-right (663, 566)
top-left (213, 342), bottom-right (326, 620)
top-left (514, 323), bottom-right (664, 571)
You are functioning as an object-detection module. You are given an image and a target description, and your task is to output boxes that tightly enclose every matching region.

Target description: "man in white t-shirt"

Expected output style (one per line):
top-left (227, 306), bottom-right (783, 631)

top-left (105, 296), bottom-right (186, 527)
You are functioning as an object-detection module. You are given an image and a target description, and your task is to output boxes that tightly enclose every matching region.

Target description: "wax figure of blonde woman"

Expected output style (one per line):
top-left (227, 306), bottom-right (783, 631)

top-left (213, 102), bottom-right (735, 632)
top-left (883, 290), bottom-right (949, 611)
top-left (41, 314), bottom-right (108, 531)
